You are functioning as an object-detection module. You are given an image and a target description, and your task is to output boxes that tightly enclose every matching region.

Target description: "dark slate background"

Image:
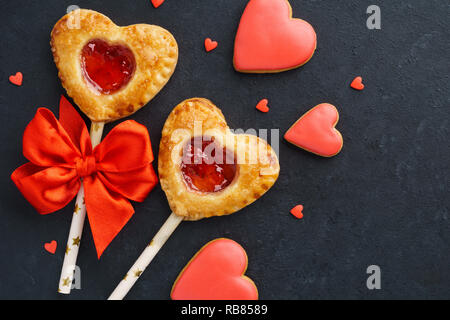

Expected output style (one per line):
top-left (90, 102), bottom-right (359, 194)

top-left (0, 0), bottom-right (449, 300)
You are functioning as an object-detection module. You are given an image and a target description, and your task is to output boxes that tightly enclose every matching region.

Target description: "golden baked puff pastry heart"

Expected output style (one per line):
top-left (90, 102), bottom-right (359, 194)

top-left (51, 9), bottom-right (178, 122)
top-left (158, 98), bottom-right (280, 221)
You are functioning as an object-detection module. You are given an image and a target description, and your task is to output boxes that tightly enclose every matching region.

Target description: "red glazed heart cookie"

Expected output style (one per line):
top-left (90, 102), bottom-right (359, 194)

top-left (171, 238), bottom-right (258, 300)
top-left (284, 103), bottom-right (343, 157)
top-left (159, 98), bottom-right (280, 221)
top-left (51, 9), bottom-right (178, 122)
top-left (234, 0), bottom-right (317, 73)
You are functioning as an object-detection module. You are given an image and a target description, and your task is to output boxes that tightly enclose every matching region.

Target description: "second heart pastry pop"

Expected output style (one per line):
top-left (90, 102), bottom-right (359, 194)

top-left (109, 98), bottom-right (280, 299)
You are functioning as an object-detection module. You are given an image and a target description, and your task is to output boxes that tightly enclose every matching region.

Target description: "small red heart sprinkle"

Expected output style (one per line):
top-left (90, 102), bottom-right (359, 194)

top-left (44, 240), bottom-right (57, 254)
top-left (256, 99), bottom-right (269, 113)
top-left (151, 0), bottom-right (165, 8)
top-left (350, 76), bottom-right (364, 90)
top-left (204, 38), bottom-right (218, 52)
top-left (9, 72), bottom-right (23, 86)
top-left (290, 205), bottom-right (304, 219)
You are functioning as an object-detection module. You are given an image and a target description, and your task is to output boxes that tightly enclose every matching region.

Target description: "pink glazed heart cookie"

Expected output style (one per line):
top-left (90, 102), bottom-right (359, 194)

top-left (171, 239), bottom-right (258, 300)
top-left (284, 103), bottom-right (343, 157)
top-left (234, 0), bottom-right (317, 73)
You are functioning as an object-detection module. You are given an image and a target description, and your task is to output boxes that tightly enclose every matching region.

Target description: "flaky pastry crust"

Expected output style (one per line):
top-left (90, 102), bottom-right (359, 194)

top-left (51, 9), bottom-right (178, 122)
top-left (159, 98), bottom-right (280, 221)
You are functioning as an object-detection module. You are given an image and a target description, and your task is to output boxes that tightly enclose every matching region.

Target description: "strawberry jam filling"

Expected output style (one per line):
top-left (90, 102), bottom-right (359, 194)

top-left (81, 39), bottom-right (136, 94)
top-left (181, 138), bottom-right (237, 193)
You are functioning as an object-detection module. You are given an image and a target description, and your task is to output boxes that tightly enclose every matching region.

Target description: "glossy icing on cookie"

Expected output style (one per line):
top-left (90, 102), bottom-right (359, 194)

top-left (234, 0), bottom-right (317, 73)
top-left (171, 238), bottom-right (258, 300)
top-left (284, 103), bottom-right (343, 157)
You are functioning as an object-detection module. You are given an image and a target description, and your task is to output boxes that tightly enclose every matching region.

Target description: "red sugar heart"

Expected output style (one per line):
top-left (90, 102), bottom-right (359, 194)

top-left (256, 99), bottom-right (269, 113)
top-left (350, 76), bottom-right (365, 90)
top-left (151, 0), bottom-right (165, 8)
top-left (9, 72), bottom-right (23, 86)
top-left (171, 239), bottom-right (258, 300)
top-left (290, 205), bottom-right (304, 219)
top-left (44, 240), bottom-right (57, 254)
top-left (284, 103), bottom-right (343, 157)
top-left (204, 38), bottom-right (218, 52)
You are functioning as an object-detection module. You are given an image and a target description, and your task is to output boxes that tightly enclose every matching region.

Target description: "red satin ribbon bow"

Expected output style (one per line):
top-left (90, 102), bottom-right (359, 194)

top-left (11, 96), bottom-right (158, 258)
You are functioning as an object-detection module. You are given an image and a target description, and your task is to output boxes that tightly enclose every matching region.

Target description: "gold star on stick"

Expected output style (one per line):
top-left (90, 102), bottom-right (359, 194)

top-left (65, 246), bottom-right (71, 255)
top-left (74, 204), bottom-right (80, 214)
top-left (134, 270), bottom-right (143, 278)
top-left (123, 274), bottom-right (128, 281)
top-left (148, 240), bottom-right (154, 247)
top-left (62, 277), bottom-right (71, 287)
top-left (72, 236), bottom-right (81, 246)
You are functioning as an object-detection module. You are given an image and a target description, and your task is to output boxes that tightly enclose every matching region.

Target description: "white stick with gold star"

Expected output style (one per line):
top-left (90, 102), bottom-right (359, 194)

top-left (108, 212), bottom-right (183, 300)
top-left (58, 122), bottom-right (104, 294)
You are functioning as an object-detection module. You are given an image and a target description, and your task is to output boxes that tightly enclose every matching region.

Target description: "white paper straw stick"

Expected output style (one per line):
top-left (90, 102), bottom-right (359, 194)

top-left (58, 122), bottom-right (105, 294)
top-left (108, 212), bottom-right (184, 300)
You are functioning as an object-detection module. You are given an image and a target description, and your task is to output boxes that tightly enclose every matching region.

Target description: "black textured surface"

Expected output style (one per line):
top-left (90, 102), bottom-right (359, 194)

top-left (0, 0), bottom-right (449, 300)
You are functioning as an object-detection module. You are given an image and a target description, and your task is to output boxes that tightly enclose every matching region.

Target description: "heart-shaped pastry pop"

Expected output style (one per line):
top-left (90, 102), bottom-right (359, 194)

top-left (108, 98), bottom-right (279, 300)
top-left (51, 9), bottom-right (178, 122)
top-left (171, 238), bottom-right (258, 300)
top-left (159, 98), bottom-right (280, 220)
top-left (284, 103), bottom-right (343, 157)
top-left (234, 0), bottom-right (317, 73)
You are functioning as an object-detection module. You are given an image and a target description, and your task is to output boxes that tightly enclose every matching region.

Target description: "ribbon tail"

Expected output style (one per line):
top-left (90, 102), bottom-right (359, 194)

top-left (84, 175), bottom-right (134, 259)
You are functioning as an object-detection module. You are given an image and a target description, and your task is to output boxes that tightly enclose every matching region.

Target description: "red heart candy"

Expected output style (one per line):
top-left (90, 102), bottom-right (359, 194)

top-left (350, 76), bottom-right (365, 90)
top-left (44, 240), bottom-right (57, 254)
top-left (9, 72), bottom-right (23, 86)
top-left (171, 239), bottom-right (258, 300)
top-left (290, 205), bottom-right (304, 219)
top-left (284, 103), bottom-right (343, 157)
top-left (204, 38), bottom-right (218, 52)
top-left (256, 99), bottom-right (269, 113)
top-left (151, 0), bottom-right (165, 8)
top-left (234, 0), bottom-right (316, 72)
